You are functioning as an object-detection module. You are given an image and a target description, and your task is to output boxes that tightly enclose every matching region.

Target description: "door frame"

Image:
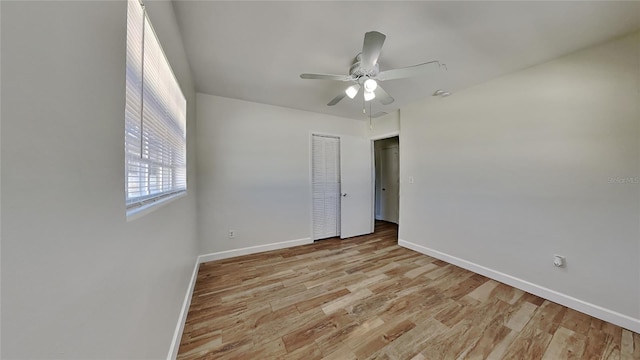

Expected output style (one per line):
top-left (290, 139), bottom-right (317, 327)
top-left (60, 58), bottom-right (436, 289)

top-left (309, 131), bottom-right (399, 240)
top-left (378, 140), bottom-right (400, 223)
top-left (370, 131), bottom-right (400, 230)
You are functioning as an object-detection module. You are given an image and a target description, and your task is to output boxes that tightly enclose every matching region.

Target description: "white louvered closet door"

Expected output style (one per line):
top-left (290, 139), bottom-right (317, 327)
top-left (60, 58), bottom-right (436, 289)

top-left (312, 135), bottom-right (341, 240)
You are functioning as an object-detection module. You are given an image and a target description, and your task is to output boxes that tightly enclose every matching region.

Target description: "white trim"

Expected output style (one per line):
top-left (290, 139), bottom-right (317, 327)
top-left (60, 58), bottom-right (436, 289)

top-left (369, 139), bottom-right (375, 233)
top-left (371, 135), bottom-right (400, 226)
top-left (167, 258), bottom-right (199, 360)
top-left (398, 239), bottom-right (640, 333)
top-left (126, 191), bottom-right (186, 221)
top-left (370, 131), bottom-right (399, 141)
top-left (309, 132), bottom-right (314, 240)
top-left (197, 238), bottom-right (313, 264)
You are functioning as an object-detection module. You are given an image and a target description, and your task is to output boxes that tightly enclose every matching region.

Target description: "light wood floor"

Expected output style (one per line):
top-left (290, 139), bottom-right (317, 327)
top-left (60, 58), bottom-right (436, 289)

top-left (177, 222), bottom-right (640, 359)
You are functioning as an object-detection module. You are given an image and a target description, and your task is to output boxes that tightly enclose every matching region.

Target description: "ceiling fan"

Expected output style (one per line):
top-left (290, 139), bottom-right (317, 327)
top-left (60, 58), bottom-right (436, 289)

top-left (300, 31), bottom-right (444, 107)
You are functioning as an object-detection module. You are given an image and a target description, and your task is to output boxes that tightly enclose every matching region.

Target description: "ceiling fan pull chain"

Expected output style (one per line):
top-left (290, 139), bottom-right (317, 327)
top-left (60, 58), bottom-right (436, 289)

top-left (369, 102), bottom-right (373, 130)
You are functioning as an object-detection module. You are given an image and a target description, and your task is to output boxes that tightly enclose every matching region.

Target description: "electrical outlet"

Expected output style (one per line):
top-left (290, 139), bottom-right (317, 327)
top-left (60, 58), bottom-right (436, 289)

top-left (228, 230), bottom-right (235, 239)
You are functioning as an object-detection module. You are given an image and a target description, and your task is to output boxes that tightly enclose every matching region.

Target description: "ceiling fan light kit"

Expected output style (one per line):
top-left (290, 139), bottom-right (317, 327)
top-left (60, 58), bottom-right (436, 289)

top-left (364, 78), bottom-right (378, 92)
top-left (363, 90), bottom-right (375, 102)
top-left (345, 84), bottom-right (360, 99)
top-left (363, 78), bottom-right (377, 101)
top-left (300, 31), bottom-right (445, 111)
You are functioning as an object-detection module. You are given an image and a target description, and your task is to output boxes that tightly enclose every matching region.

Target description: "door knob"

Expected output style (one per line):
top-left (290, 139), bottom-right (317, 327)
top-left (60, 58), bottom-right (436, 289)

top-left (342, 193), bottom-right (348, 197)
top-left (382, 188), bottom-right (386, 191)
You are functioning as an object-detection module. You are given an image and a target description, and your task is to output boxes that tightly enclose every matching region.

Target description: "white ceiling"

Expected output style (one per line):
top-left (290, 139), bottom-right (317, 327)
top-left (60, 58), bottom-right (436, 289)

top-left (172, 1), bottom-right (640, 120)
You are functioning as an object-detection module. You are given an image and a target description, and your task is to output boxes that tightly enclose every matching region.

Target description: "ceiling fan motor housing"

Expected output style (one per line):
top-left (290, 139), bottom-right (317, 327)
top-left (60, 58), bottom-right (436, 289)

top-left (349, 52), bottom-right (379, 81)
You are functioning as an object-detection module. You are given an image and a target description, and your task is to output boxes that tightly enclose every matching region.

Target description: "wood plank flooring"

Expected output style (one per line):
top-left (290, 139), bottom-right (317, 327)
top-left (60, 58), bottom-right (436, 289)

top-left (177, 222), bottom-right (640, 359)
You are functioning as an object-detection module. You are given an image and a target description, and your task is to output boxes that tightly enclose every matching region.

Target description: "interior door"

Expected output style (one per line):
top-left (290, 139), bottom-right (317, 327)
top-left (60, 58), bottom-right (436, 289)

top-left (340, 134), bottom-right (373, 239)
top-left (380, 145), bottom-right (399, 223)
top-left (311, 135), bottom-right (340, 240)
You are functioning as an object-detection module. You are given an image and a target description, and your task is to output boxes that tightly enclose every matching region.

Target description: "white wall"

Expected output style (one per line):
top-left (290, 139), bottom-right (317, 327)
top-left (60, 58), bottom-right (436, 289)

top-left (1, 1), bottom-right (199, 358)
top-left (369, 110), bottom-right (400, 139)
top-left (196, 94), bottom-right (367, 254)
top-left (399, 32), bottom-right (640, 329)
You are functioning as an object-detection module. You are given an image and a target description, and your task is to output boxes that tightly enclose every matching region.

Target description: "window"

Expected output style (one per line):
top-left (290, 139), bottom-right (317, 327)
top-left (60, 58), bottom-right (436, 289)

top-left (125, 0), bottom-right (186, 214)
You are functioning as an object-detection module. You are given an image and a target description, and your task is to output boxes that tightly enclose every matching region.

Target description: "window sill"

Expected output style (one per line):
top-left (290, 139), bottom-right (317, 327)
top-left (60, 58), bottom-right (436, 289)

top-left (126, 191), bottom-right (186, 222)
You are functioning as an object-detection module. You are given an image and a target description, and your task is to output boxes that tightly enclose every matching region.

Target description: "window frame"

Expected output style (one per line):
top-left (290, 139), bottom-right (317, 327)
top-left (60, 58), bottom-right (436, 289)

top-left (125, 0), bottom-right (187, 218)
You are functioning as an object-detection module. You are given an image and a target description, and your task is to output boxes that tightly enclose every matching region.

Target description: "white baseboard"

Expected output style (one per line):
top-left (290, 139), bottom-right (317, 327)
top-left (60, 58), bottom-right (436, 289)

top-left (167, 259), bottom-right (200, 360)
top-left (398, 239), bottom-right (640, 333)
top-left (197, 237), bottom-right (313, 264)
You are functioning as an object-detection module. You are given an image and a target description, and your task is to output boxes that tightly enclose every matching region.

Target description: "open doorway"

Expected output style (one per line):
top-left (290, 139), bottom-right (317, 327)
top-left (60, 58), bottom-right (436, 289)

top-left (374, 136), bottom-right (399, 224)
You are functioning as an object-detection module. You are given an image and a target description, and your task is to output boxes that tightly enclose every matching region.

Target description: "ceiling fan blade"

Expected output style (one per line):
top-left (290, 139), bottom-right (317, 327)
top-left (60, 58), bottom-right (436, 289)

top-left (327, 93), bottom-right (347, 106)
top-left (300, 73), bottom-right (352, 81)
top-left (374, 85), bottom-right (394, 105)
top-left (361, 31), bottom-right (386, 69)
top-left (371, 111), bottom-right (388, 118)
top-left (377, 61), bottom-right (442, 81)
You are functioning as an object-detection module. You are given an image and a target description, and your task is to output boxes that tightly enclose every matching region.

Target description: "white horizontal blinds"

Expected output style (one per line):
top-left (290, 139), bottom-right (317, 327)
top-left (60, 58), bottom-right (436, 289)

top-left (125, 0), bottom-right (187, 208)
top-left (312, 135), bottom-right (340, 240)
top-left (125, 0), bottom-right (143, 191)
top-left (140, 11), bottom-right (186, 198)
top-left (324, 137), bottom-right (340, 237)
top-left (312, 136), bottom-right (327, 239)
